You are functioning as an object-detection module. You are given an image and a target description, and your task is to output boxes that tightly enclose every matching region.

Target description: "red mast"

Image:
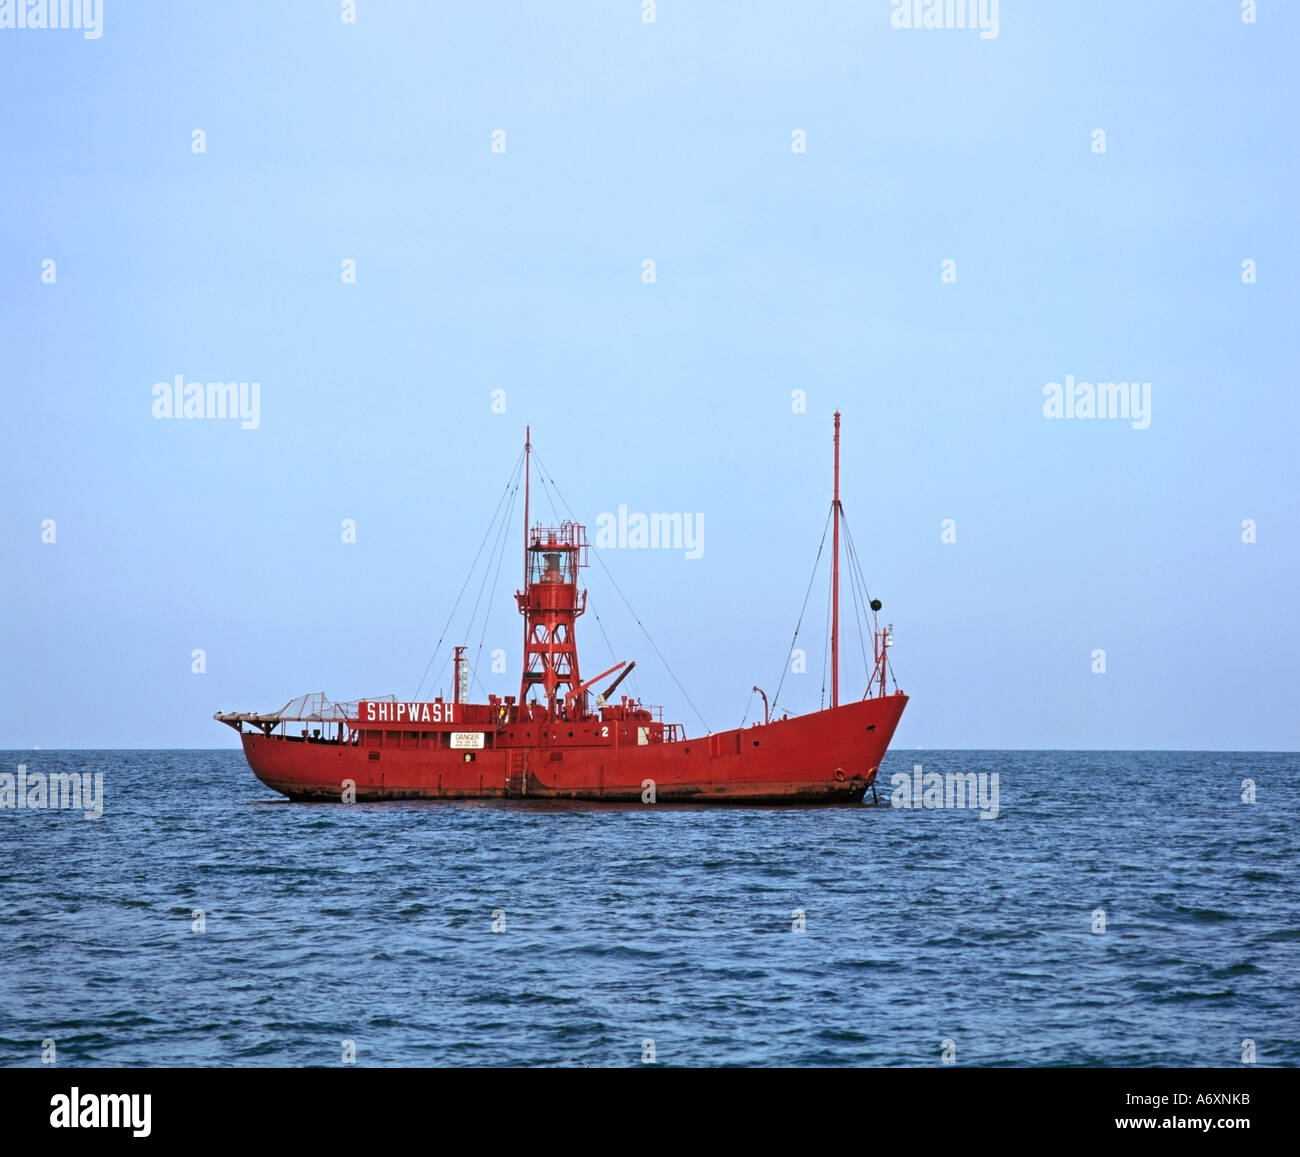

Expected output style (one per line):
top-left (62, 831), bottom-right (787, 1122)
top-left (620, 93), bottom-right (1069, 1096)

top-left (832, 411), bottom-right (841, 710)
top-left (520, 427), bottom-right (531, 708)
top-left (523, 426), bottom-right (531, 585)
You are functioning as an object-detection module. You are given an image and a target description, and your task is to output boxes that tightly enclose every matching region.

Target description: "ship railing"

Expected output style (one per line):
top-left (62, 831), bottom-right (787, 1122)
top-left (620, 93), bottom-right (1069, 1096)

top-left (635, 705), bottom-right (688, 742)
top-left (214, 692), bottom-right (398, 728)
top-left (268, 692), bottom-right (397, 722)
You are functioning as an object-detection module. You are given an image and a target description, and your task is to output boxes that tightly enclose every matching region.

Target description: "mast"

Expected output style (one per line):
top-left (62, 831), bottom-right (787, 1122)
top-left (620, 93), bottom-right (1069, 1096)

top-left (520, 426), bottom-right (532, 711)
top-left (453, 644), bottom-right (468, 704)
top-left (523, 426), bottom-right (531, 585)
top-left (832, 411), bottom-right (840, 710)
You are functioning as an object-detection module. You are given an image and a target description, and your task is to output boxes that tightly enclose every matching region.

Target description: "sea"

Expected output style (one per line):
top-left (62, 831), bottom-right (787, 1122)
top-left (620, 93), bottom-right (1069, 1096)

top-left (1, 749), bottom-right (1296, 1068)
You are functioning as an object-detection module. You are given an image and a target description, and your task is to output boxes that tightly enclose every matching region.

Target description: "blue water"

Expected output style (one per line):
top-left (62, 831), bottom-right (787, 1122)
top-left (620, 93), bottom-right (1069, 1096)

top-left (0, 749), bottom-right (1296, 1067)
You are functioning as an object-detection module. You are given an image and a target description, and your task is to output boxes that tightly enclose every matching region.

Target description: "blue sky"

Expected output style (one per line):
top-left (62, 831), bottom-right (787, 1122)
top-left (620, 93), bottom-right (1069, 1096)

top-left (2, 1), bottom-right (1296, 749)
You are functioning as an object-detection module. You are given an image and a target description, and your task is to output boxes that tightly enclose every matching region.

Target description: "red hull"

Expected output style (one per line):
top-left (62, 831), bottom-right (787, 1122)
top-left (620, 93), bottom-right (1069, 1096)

top-left (242, 694), bottom-right (907, 805)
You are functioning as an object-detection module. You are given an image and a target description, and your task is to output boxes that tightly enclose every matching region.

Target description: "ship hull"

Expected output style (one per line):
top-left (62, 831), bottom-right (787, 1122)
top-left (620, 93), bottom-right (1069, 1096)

top-left (240, 694), bottom-right (907, 805)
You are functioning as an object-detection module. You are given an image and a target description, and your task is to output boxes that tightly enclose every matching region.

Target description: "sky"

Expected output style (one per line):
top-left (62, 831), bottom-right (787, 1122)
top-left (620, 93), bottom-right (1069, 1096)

top-left (1, 0), bottom-right (1296, 750)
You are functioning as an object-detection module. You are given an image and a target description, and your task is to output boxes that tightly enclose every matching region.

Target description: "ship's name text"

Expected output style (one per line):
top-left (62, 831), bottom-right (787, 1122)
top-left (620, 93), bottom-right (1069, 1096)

top-left (364, 701), bottom-right (456, 724)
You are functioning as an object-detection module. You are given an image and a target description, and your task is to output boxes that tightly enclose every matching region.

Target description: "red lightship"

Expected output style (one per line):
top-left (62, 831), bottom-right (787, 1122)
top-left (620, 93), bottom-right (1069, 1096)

top-left (216, 414), bottom-right (908, 803)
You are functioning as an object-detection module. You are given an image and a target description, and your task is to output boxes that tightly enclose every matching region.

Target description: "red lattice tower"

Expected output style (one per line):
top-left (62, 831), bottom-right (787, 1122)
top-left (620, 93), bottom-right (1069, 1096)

top-left (516, 520), bottom-right (588, 719)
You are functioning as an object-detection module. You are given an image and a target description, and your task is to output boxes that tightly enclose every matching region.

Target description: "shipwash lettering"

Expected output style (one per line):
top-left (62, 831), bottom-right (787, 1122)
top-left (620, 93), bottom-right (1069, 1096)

top-left (364, 701), bottom-right (456, 724)
top-left (50, 1088), bottom-right (150, 1137)
top-left (0, 765), bottom-right (103, 819)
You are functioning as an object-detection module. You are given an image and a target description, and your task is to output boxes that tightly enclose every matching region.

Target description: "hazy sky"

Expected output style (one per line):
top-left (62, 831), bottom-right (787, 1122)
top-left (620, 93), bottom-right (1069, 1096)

top-left (2, 1), bottom-right (1295, 750)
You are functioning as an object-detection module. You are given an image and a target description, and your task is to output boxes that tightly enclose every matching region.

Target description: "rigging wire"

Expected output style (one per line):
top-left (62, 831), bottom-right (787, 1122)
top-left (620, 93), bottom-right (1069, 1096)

top-left (820, 565), bottom-right (831, 711)
top-left (840, 514), bottom-right (873, 681)
top-left (528, 452), bottom-right (642, 703)
top-left (841, 512), bottom-right (902, 692)
top-left (531, 448), bottom-right (710, 734)
top-left (410, 437), bottom-right (900, 723)
top-left (463, 482), bottom-right (516, 682)
top-left (847, 548), bottom-right (871, 678)
top-left (469, 468), bottom-right (522, 698)
top-left (413, 447), bottom-right (524, 700)
top-left (738, 685), bottom-right (756, 728)
top-left (770, 504), bottom-right (833, 717)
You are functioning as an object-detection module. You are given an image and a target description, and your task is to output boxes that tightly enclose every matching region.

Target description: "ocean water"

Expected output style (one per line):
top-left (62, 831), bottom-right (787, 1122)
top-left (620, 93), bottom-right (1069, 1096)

top-left (0, 749), bottom-right (1296, 1068)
